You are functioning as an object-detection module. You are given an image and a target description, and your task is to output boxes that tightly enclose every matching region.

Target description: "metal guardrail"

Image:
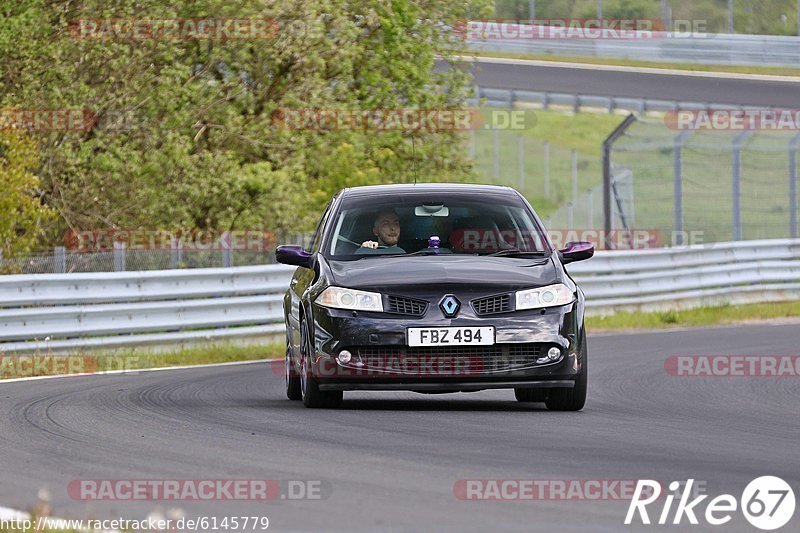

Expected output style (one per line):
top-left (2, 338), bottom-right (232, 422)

top-left (1, 239), bottom-right (799, 353)
top-left (475, 86), bottom-right (767, 114)
top-left (466, 24), bottom-right (800, 67)
top-left (569, 239), bottom-right (800, 312)
top-left (0, 265), bottom-right (295, 353)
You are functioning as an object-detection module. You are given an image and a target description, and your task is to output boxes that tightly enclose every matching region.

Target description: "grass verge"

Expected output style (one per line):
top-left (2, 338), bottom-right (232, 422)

top-left (0, 342), bottom-right (284, 380)
top-left (587, 301), bottom-right (800, 332)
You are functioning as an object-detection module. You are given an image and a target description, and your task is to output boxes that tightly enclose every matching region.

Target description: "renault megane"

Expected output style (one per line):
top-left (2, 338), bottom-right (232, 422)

top-left (276, 183), bottom-right (594, 409)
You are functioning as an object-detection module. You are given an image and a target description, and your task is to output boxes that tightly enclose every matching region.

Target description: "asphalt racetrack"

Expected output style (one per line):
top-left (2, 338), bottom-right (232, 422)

top-left (0, 324), bottom-right (798, 532)
top-left (448, 58), bottom-right (800, 108)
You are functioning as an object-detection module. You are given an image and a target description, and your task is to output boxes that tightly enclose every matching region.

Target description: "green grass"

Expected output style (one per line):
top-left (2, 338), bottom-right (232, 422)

top-left (471, 108), bottom-right (623, 217)
top-left (470, 108), bottom-right (800, 241)
top-left (470, 50), bottom-right (800, 78)
top-left (587, 301), bottom-right (800, 331)
top-left (0, 342), bottom-right (283, 380)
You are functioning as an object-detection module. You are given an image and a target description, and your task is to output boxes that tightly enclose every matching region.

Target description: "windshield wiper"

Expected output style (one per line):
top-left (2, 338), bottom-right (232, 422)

top-left (485, 249), bottom-right (547, 257)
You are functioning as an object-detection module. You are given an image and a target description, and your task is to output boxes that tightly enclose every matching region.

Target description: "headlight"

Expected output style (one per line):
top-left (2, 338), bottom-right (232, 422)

top-left (515, 283), bottom-right (574, 310)
top-left (317, 286), bottom-right (384, 312)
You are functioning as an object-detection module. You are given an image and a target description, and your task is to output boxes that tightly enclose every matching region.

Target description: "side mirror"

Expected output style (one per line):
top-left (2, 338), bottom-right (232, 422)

top-left (559, 241), bottom-right (594, 264)
top-left (275, 245), bottom-right (314, 268)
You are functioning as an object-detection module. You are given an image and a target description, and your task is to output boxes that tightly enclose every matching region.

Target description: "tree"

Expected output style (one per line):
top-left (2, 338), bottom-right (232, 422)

top-left (0, 130), bottom-right (54, 259)
top-left (0, 0), bottom-right (492, 248)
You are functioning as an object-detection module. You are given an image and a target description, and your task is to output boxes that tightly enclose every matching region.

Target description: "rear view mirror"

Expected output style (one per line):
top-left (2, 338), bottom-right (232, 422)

top-left (414, 204), bottom-right (449, 217)
top-left (559, 241), bottom-right (594, 264)
top-left (275, 245), bottom-right (313, 268)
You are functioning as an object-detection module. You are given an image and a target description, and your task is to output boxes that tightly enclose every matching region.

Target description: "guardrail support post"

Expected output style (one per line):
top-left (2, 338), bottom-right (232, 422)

top-left (673, 130), bottom-right (694, 246)
top-left (54, 246), bottom-right (66, 274)
top-left (732, 130), bottom-right (753, 241)
top-left (603, 114), bottom-right (637, 249)
top-left (113, 242), bottom-right (126, 271)
top-left (790, 133), bottom-right (800, 239)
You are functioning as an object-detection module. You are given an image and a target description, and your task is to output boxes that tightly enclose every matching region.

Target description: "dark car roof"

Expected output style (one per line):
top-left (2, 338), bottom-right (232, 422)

top-left (340, 183), bottom-right (517, 199)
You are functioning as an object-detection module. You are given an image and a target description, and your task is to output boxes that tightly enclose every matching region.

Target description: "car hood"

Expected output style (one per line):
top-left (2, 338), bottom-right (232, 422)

top-left (327, 255), bottom-right (559, 292)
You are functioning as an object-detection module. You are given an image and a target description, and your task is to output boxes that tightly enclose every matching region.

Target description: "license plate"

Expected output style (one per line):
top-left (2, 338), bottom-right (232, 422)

top-left (407, 326), bottom-right (495, 347)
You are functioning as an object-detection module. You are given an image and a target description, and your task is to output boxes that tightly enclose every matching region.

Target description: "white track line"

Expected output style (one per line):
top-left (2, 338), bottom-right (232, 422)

top-left (0, 505), bottom-right (29, 521)
top-left (0, 358), bottom-right (281, 385)
top-left (455, 55), bottom-right (800, 83)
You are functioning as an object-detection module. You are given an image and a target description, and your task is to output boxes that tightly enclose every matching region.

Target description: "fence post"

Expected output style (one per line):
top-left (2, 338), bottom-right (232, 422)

top-left (790, 133), bottom-right (800, 239)
top-left (587, 189), bottom-right (594, 228)
top-left (54, 246), bottom-right (66, 274)
top-left (170, 237), bottom-right (182, 268)
top-left (732, 130), bottom-right (753, 241)
top-left (221, 231), bottom-right (232, 268)
top-left (673, 130), bottom-right (694, 246)
top-left (517, 135), bottom-right (525, 193)
top-left (113, 242), bottom-right (126, 271)
top-left (603, 114), bottom-right (638, 249)
top-left (543, 141), bottom-right (550, 199)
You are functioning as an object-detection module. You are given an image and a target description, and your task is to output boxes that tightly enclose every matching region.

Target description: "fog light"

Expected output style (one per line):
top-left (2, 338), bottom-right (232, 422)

top-left (536, 347), bottom-right (562, 364)
top-left (337, 350), bottom-right (352, 364)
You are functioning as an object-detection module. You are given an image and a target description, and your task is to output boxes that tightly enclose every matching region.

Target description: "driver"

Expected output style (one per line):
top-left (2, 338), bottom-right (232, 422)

top-left (357, 210), bottom-right (406, 254)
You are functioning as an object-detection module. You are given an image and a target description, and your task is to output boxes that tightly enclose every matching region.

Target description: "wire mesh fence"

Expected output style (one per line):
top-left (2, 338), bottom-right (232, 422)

top-left (0, 232), bottom-right (313, 275)
top-left (469, 114), bottom-right (800, 249)
top-left (610, 120), bottom-right (800, 245)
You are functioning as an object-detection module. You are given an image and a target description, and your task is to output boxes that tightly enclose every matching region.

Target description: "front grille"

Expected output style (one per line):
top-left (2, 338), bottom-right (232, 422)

top-left (472, 294), bottom-right (512, 315)
top-left (386, 295), bottom-right (428, 316)
top-left (352, 344), bottom-right (544, 374)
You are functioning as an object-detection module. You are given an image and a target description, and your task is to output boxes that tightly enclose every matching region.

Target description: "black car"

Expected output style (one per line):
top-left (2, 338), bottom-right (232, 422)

top-left (276, 183), bottom-right (594, 409)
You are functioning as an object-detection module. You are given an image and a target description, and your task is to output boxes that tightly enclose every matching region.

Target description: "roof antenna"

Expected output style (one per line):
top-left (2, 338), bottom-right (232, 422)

top-left (411, 133), bottom-right (419, 185)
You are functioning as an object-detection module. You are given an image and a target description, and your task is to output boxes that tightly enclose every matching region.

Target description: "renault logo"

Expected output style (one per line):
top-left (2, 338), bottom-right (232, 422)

top-left (439, 295), bottom-right (461, 318)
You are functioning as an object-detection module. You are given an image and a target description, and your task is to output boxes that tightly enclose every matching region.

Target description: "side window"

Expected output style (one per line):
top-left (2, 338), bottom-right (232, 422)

top-left (306, 202), bottom-right (332, 253)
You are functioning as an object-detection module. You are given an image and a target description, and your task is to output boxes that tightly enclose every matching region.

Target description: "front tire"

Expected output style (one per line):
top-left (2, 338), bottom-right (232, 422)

top-left (285, 345), bottom-right (301, 401)
top-left (545, 340), bottom-right (587, 412)
top-left (514, 388), bottom-right (546, 402)
top-left (300, 318), bottom-right (343, 408)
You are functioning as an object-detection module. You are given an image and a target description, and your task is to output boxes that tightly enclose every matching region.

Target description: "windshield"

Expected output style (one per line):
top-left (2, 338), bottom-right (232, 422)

top-left (325, 192), bottom-right (551, 259)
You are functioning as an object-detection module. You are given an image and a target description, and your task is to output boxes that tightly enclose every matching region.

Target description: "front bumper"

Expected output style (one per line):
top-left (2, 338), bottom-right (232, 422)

top-left (309, 300), bottom-right (585, 392)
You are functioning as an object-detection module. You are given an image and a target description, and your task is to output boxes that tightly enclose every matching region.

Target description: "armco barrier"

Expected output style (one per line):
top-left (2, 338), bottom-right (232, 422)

top-left (465, 24), bottom-right (800, 67)
top-left (1, 240), bottom-right (799, 353)
top-left (0, 265), bottom-right (295, 353)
